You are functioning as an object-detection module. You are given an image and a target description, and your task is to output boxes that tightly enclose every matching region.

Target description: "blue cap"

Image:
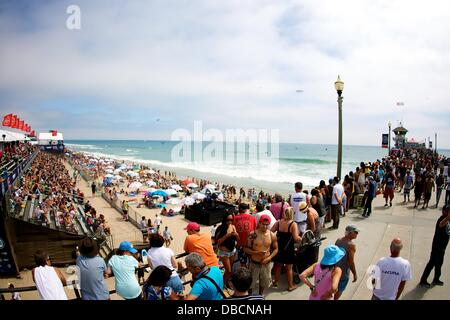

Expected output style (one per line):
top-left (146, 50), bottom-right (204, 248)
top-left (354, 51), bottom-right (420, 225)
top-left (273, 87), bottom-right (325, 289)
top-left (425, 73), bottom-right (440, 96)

top-left (320, 245), bottom-right (346, 266)
top-left (118, 241), bottom-right (137, 254)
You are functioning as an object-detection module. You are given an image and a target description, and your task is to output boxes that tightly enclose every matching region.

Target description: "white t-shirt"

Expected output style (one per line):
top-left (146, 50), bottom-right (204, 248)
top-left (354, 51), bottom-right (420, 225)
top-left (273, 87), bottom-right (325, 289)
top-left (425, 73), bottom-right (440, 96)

top-left (372, 256), bottom-right (412, 300)
top-left (254, 210), bottom-right (277, 230)
top-left (291, 192), bottom-right (306, 222)
top-left (147, 247), bottom-right (177, 277)
top-left (331, 183), bottom-right (344, 205)
top-left (155, 216), bottom-right (162, 226)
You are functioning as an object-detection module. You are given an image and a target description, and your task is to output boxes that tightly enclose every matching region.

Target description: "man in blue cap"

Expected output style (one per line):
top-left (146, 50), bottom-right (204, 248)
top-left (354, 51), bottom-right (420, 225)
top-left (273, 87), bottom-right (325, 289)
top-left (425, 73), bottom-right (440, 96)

top-left (106, 241), bottom-right (142, 300)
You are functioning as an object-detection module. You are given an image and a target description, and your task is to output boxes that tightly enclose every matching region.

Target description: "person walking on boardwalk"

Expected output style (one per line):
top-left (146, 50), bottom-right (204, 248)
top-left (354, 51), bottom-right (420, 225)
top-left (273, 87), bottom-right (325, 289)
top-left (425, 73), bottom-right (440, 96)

top-left (334, 225), bottom-right (359, 299)
top-left (121, 200), bottom-right (129, 221)
top-left (435, 169), bottom-right (445, 208)
top-left (422, 174), bottom-right (435, 209)
top-left (403, 170), bottom-right (414, 203)
top-left (330, 177), bottom-right (344, 230)
top-left (91, 181), bottom-right (97, 197)
top-left (382, 168), bottom-right (396, 207)
top-left (413, 173), bottom-right (424, 208)
top-left (419, 205), bottom-right (450, 287)
top-left (362, 176), bottom-right (377, 218)
top-left (371, 238), bottom-right (412, 300)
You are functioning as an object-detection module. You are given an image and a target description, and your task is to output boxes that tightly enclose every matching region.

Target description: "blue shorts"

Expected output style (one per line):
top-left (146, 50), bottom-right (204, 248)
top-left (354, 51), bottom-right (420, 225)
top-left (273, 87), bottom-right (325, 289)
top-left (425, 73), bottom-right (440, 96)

top-left (338, 276), bottom-right (350, 293)
top-left (217, 248), bottom-right (236, 258)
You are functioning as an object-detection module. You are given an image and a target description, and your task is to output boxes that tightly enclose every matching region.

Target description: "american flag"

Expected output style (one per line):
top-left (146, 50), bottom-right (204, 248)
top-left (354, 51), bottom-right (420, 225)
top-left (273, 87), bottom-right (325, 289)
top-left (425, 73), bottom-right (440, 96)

top-left (396, 102), bottom-right (404, 106)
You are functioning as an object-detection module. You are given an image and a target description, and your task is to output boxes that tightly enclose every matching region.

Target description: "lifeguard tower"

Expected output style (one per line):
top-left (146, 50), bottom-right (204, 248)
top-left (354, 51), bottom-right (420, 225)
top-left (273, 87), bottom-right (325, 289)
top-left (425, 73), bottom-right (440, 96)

top-left (393, 123), bottom-right (408, 149)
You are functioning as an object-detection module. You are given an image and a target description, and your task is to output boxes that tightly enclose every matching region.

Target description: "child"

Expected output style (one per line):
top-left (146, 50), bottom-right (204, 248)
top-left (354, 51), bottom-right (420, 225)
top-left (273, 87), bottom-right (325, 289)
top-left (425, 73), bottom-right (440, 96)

top-left (162, 226), bottom-right (173, 247)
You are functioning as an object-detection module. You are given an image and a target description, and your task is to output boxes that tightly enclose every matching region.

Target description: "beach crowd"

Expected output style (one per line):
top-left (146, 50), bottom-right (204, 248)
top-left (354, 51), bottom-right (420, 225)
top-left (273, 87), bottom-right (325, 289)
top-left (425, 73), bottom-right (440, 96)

top-left (3, 145), bottom-right (450, 301)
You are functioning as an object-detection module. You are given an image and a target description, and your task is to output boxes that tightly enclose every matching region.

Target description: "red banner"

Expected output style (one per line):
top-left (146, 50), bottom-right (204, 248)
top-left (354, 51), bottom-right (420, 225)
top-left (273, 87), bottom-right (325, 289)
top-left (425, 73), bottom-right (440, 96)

top-left (30, 130), bottom-right (35, 137)
top-left (51, 130), bottom-right (57, 136)
top-left (2, 114), bottom-right (12, 127)
top-left (18, 120), bottom-right (24, 131)
top-left (11, 115), bottom-right (17, 128)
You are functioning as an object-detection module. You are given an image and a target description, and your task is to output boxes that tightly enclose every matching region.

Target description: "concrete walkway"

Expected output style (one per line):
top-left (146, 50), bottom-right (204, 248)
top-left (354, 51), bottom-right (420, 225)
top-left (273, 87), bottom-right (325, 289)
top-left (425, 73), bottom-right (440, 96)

top-left (265, 190), bottom-right (449, 300)
top-left (64, 161), bottom-right (142, 247)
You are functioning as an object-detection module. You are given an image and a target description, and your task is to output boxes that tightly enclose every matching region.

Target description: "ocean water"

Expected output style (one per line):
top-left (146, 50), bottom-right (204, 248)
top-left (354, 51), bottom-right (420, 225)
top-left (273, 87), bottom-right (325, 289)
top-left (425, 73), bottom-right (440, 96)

top-left (65, 140), bottom-right (449, 195)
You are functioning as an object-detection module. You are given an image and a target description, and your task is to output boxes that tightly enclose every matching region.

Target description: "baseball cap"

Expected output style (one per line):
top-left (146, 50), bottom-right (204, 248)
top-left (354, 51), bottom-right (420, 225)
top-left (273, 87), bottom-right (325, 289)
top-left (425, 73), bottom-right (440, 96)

top-left (259, 214), bottom-right (271, 224)
top-left (118, 241), bottom-right (137, 254)
top-left (345, 224), bottom-right (360, 233)
top-left (184, 222), bottom-right (200, 231)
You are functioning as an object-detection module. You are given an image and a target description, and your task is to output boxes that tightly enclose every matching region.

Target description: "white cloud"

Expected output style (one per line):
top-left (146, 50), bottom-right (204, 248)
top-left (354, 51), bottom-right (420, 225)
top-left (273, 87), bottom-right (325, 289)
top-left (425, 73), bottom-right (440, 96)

top-left (0, 0), bottom-right (449, 147)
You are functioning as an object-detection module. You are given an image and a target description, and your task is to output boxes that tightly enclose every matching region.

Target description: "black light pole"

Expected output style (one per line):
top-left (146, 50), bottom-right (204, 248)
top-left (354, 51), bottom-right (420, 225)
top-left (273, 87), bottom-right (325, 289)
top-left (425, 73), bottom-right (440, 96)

top-left (334, 75), bottom-right (344, 179)
top-left (388, 121), bottom-right (391, 155)
top-left (435, 133), bottom-right (437, 156)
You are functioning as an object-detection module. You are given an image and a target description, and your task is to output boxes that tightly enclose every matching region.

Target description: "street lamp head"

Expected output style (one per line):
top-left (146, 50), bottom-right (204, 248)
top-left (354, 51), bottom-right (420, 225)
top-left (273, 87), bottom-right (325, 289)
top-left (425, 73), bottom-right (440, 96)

top-left (335, 75), bottom-right (344, 95)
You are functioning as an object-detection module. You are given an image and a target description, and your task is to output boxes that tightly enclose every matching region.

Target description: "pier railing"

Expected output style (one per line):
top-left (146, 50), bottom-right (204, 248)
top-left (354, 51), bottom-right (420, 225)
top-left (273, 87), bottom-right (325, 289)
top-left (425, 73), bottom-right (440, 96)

top-left (0, 252), bottom-right (191, 300)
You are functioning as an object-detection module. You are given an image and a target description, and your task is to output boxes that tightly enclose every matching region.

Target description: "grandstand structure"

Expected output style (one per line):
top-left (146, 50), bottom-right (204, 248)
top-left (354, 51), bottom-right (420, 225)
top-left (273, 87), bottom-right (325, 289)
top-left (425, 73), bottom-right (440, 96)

top-left (0, 136), bottom-right (112, 275)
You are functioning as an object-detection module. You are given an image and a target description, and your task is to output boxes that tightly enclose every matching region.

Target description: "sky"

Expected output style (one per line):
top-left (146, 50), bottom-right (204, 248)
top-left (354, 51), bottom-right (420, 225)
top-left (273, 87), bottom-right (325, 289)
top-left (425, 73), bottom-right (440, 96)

top-left (0, 0), bottom-right (449, 148)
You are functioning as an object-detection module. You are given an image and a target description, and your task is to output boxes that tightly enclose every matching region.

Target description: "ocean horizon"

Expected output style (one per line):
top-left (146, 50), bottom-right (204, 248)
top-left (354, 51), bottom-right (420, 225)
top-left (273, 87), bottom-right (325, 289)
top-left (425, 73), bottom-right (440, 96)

top-left (65, 140), bottom-right (450, 196)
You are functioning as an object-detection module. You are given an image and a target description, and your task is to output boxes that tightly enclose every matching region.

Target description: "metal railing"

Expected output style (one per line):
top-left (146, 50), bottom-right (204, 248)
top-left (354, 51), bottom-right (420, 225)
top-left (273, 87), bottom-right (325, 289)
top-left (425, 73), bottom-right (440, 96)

top-left (0, 252), bottom-right (191, 299)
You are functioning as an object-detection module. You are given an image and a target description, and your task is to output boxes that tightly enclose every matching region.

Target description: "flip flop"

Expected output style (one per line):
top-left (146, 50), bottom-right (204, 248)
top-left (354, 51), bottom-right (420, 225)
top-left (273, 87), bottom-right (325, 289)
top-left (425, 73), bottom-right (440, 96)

top-left (288, 286), bottom-right (298, 292)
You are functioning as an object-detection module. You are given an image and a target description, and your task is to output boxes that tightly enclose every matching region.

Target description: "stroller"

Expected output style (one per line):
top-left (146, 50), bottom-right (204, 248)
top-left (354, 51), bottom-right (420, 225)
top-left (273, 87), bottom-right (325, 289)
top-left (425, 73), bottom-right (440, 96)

top-left (293, 230), bottom-right (326, 284)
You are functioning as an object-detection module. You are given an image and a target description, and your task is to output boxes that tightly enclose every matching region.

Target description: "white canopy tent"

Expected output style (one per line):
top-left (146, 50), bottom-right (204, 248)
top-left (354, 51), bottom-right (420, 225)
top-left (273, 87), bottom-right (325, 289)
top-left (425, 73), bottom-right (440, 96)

top-left (0, 129), bottom-right (30, 142)
top-left (38, 132), bottom-right (64, 145)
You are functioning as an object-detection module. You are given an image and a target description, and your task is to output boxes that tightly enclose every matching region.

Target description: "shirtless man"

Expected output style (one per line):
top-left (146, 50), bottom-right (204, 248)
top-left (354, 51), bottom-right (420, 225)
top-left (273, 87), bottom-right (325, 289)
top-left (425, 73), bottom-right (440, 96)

top-left (243, 214), bottom-right (278, 295)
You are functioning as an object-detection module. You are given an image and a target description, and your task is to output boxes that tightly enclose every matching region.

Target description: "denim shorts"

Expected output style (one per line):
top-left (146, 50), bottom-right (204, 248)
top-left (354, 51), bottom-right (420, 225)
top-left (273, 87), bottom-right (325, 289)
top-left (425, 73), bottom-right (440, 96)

top-left (217, 248), bottom-right (236, 258)
top-left (338, 275), bottom-right (350, 293)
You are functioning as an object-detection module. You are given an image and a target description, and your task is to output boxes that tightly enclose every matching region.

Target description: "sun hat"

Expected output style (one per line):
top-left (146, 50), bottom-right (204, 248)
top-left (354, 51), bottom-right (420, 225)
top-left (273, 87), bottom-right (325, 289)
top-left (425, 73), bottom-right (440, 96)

top-left (118, 241), bottom-right (137, 254)
top-left (184, 222), bottom-right (200, 231)
top-left (320, 244), bottom-right (346, 266)
top-left (298, 201), bottom-right (308, 212)
top-left (79, 237), bottom-right (99, 258)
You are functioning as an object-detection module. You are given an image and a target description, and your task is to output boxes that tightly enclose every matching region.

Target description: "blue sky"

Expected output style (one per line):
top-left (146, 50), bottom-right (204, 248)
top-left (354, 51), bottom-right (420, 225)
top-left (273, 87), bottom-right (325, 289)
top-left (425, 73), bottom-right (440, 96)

top-left (0, 0), bottom-right (449, 148)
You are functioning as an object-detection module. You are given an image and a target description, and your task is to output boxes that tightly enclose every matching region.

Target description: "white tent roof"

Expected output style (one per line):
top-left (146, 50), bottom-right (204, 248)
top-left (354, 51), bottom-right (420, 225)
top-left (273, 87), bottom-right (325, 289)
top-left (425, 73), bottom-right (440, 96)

top-left (0, 129), bottom-right (30, 142)
top-left (38, 132), bottom-right (64, 141)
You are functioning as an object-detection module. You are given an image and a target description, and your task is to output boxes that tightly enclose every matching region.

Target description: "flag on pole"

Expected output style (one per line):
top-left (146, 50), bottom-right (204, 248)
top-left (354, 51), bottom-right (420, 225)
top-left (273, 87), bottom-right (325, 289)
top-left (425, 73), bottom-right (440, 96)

top-left (18, 120), bottom-right (24, 131)
top-left (2, 114), bottom-right (12, 127)
top-left (30, 130), bottom-right (36, 137)
top-left (51, 130), bottom-right (57, 136)
top-left (11, 115), bottom-right (17, 128)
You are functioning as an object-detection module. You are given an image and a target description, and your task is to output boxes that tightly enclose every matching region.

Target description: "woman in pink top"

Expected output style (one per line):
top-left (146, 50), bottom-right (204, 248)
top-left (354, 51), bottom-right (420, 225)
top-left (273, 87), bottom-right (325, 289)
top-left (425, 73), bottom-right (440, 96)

top-left (299, 244), bottom-right (345, 300)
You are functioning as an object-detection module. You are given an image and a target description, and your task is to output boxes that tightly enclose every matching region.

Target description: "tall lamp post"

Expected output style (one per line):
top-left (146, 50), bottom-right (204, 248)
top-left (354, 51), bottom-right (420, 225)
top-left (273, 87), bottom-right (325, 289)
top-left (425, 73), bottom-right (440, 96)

top-left (388, 121), bottom-right (391, 155)
top-left (334, 75), bottom-right (344, 179)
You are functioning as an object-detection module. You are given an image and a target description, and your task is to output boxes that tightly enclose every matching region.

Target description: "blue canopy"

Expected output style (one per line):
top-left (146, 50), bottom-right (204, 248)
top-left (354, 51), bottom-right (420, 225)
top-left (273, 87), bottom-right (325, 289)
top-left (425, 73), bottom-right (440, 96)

top-left (150, 190), bottom-right (168, 197)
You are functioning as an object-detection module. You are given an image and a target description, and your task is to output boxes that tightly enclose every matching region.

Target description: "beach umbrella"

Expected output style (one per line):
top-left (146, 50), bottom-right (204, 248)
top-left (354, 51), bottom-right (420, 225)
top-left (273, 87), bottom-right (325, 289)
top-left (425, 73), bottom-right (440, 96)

top-left (146, 188), bottom-right (157, 195)
top-left (129, 182), bottom-right (143, 190)
top-left (192, 192), bottom-right (206, 200)
top-left (171, 184), bottom-right (182, 191)
top-left (165, 189), bottom-right (177, 196)
top-left (166, 198), bottom-right (181, 205)
top-left (146, 180), bottom-right (157, 187)
top-left (205, 184), bottom-right (216, 190)
top-left (113, 169), bottom-right (122, 174)
top-left (201, 187), bottom-right (215, 194)
top-left (145, 169), bottom-right (156, 174)
top-left (105, 169), bottom-right (114, 174)
top-left (105, 174), bottom-right (114, 178)
top-left (187, 183), bottom-right (198, 189)
top-left (89, 159), bottom-right (98, 164)
top-left (106, 165), bottom-right (114, 170)
top-left (182, 197), bottom-right (195, 205)
top-left (151, 190), bottom-right (168, 197)
top-left (113, 175), bottom-right (123, 180)
top-left (127, 171), bottom-right (139, 177)
top-left (182, 179), bottom-right (193, 185)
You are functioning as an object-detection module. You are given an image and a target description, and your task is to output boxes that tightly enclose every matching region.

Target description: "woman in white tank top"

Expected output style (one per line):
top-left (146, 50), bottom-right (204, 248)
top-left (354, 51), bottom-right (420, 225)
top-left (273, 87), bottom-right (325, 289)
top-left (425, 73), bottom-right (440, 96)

top-left (32, 251), bottom-right (68, 300)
